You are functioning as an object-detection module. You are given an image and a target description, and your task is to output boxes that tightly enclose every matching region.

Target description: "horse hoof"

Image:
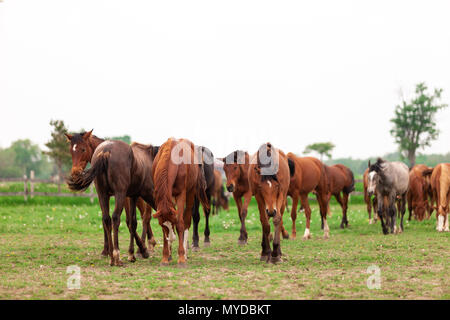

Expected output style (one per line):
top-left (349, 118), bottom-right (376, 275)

top-left (282, 233), bottom-right (290, 240)
top-left (270, 255), bottom-right (281, 264)
top-left (238, 239), bottom-right (248, 245)
top-left (168, 255), bottom-right (173, 262)
top-left (178, 262), bottom-right (188, 269)
top-left (302, 235), bottom-right (311, 240)
top-left (140, 249), bottom-right (150, 259)
top-left (160, 261), bottom-right (170, 267)
top-left (101, 250), bottom-right (109, 257)
top-left (323, 234), bottom-right (330, 240)
top-left (191, 246), bottom-right (200, 252)
top-left (204, 241), bottom-right (211, 247)
top-left (128, 254), bottom-right (136, 263)
top-left (291, 234), bottom-right (297, 240)
top-left (260, 255), bottom-right (270, 262)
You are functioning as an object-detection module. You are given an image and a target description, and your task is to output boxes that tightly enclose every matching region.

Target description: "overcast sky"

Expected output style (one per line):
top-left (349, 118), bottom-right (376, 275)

top-left (1, 0), bottom-right (449, 159)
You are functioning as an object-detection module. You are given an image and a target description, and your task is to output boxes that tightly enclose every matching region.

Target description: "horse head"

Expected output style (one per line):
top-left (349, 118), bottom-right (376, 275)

top-left (221, 150), bottom-right (247, 193)
top-left (65, 130), bottom-right (96, 177)
top-left (367, 158), bottom-right (385, 196)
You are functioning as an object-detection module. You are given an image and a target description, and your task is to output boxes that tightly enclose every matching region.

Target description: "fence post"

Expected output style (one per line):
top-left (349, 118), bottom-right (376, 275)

top-left (23, 174), bottom-right (28, 201)
top-left (90, 185), bottom-right (94, 204)
top-left (56, 175), bottom-right (61, 194)
top-left (30, 171), bottom-right (35, 199)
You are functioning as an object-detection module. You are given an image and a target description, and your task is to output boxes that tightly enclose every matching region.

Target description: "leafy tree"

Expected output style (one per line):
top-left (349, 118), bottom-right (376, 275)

top-left (390, 83), bottom-right (448, 167)
top-left (44, 120), bottom-right (72, 180)
top-left (10, 139), bottom-right (43, 175)
top-left (303, 142), bottom-right (335, 161)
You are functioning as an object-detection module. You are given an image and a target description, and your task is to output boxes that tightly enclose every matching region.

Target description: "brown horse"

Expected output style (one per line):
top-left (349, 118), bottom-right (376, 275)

top-left (221, 151), bottom-right (253, 245)
top-left (324, 164), bottom-right (355, 229)
top-left (66, 131), bottom-right (159, 266)
top-left (65, 131), bottom-right (157, 256)
top-left (212, 169), bottom-right (229, 215)
top-left (287, 154), bottom-right (330, 239)
top-left (152, 138), bottom-right (209, 266)
top-left (423, 163), bottom-right (450, 232)
top-left (407, 164), bottom-right (433, 221)
top-left (363, 167), bottom-right (378, 224)
top-left (249, 143), bottom-right (292, 263)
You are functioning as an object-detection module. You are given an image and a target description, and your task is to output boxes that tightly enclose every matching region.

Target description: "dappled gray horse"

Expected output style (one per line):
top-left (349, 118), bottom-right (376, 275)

top-left (367, 158), bottom-right (409, 235)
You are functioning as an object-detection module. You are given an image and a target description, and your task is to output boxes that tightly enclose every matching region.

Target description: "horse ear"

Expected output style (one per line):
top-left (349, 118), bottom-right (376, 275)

top-left (65, 133), bottom-right (73, 141)
top-left (368, 160), bottom-right (371, 168)
top-left (151, 146), bottom-right (160, 158)
top-left (83, 130), bottom-right (93, 139)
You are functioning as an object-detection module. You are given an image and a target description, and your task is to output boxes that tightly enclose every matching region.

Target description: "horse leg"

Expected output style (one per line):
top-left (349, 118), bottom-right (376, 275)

top-left (98, 192), bottom-right (111, 257)
top-left (177, 191), bottom-right (193, 267)
top-left (407, 191), bottom-right (413, 221)
top-left (399, 194), bottom-right (406, 233)
top-left (334, 193), bottom-right (346, 229)
top-left (124, 198), bottom-right (135, 262)
top-left (373, 197), bottom-right (378, 222)
top-left (144, 206), bottom-right (157, 253)
top-left (256, 195), bottom-right (271, 262)
top-left (317, 191), bottom-right (330, 239)
top-left (111, 193), bottom-right (126, 266)
top-left (300, 194), bottom-right (312, 240)
top-left (290, 194), bottom-right (299, 239)
top-left (377, 197), bottom-right (388, 235)
top-left (241, 192), bottom-right (252, 243)
top-left (191, 197), bottom-right (201, 251)
top-left (203, 193), bottom-right (212, 246)
top-left (233, 193), bottom-right (245, 245)
top-left (365, 188), bottom-right (372, 224)
top-left (128, 197), bottom-right (149, 261)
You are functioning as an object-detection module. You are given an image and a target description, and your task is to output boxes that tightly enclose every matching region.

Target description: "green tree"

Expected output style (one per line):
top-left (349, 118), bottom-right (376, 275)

top-left (44, 120), bottom-right (72, 180)
top-left (10, 139), bottom-right (43, 175)
top-left (390, 83), bottom-right (448, 167)
top-left (303, 142), bottom-right (335, 161)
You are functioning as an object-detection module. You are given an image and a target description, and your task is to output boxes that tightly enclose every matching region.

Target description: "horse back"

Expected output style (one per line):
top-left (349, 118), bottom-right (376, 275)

top-left (287, 154), bottom-right (324, 193)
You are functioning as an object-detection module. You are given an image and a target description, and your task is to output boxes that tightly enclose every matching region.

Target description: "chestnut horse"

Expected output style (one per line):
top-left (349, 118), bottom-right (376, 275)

top-left (287, 154), bottom-right (331, 239)
top-left (249, 143), bottom-right (292, 263)
top-left (66, 131), bottom-right (159, 266)
top-left (192, 146), bottom-right (215, 250)
top-left (323, 164), bottom-right (355, 229)
top-left (221, 151), bottom-right (253, 245)
top-left (407, 164), bottom-right (433, 221)
top-left (363, 167), bottom-right (378, 224)
top-left (212, 169), bottom-right (229, 215)
top-left (152, 138), bottom-right (209, 266)
top-left (423, 163), bottom-right (450, 232)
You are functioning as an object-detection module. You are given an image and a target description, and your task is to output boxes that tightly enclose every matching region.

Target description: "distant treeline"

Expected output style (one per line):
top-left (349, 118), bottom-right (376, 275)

top-left (326, 151), bottom-right (450, 176)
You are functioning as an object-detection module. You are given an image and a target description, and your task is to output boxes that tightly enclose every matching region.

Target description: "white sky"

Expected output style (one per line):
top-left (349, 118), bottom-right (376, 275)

top-left (1, 0), bottom-right (449, 159)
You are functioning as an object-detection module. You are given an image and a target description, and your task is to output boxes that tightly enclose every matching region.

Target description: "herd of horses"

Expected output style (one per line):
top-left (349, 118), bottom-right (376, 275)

top-left (64, 131), bottom-right (450, 267)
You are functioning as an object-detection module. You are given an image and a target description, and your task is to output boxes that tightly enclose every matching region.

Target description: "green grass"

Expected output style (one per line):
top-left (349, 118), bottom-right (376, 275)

top-left (0, 196), bottom-right (448, 300)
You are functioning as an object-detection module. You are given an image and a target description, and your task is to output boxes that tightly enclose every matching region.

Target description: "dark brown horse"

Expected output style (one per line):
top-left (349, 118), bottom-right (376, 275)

top-left (66, 131), bottom-right (159, 266)
top-left (363, 167), bottom-right (378, 224)
top-left (407, 164), bottom-right (433, 221)
top-left (212, 169), bottom-right (229, 215)
top-left (152, 138), bottom-right (209, 266)
top-left (221, 151), bottom-right (253, 245)
top-left (192, 146), bottom-right (215, 250)
top-left (287, 154), bottom-right (330, 239)
top-left (323, 164), bottom-right (355, 228)
top-left (65, 131), bottom-right (157, 256)
top-left (249, 143), bottom-right (292, 263)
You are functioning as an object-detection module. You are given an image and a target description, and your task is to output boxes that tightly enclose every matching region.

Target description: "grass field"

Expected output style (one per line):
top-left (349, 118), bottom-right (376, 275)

top-left (0, 195), bottom-right (448, 300)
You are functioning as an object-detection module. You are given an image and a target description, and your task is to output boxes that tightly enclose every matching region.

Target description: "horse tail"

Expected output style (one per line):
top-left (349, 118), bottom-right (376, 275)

top-left (422, 168), bottom-right (434, 177)
top-left (153, 140), bottom-right (178, 219)
top-left (66, 154), bottom-right (109, 192)
top-left (288, 158), bottom-right (295, 177)
top-left (343, 168), bottom-right (355, 194)
top-left (196, 164), bottom-right (211, 212)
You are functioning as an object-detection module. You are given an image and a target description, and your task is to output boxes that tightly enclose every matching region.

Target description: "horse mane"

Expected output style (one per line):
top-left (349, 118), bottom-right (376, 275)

top-left (369, 158), bottom-right (385, 173)
top-left (224, 150), bottom-right (247, 164)
top-left (153, 139), bottom-right (176, 218)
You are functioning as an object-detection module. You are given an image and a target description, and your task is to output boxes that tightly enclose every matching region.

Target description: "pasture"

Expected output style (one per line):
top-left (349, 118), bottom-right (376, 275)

top-left (0, 194), bottom-right (448, 300)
